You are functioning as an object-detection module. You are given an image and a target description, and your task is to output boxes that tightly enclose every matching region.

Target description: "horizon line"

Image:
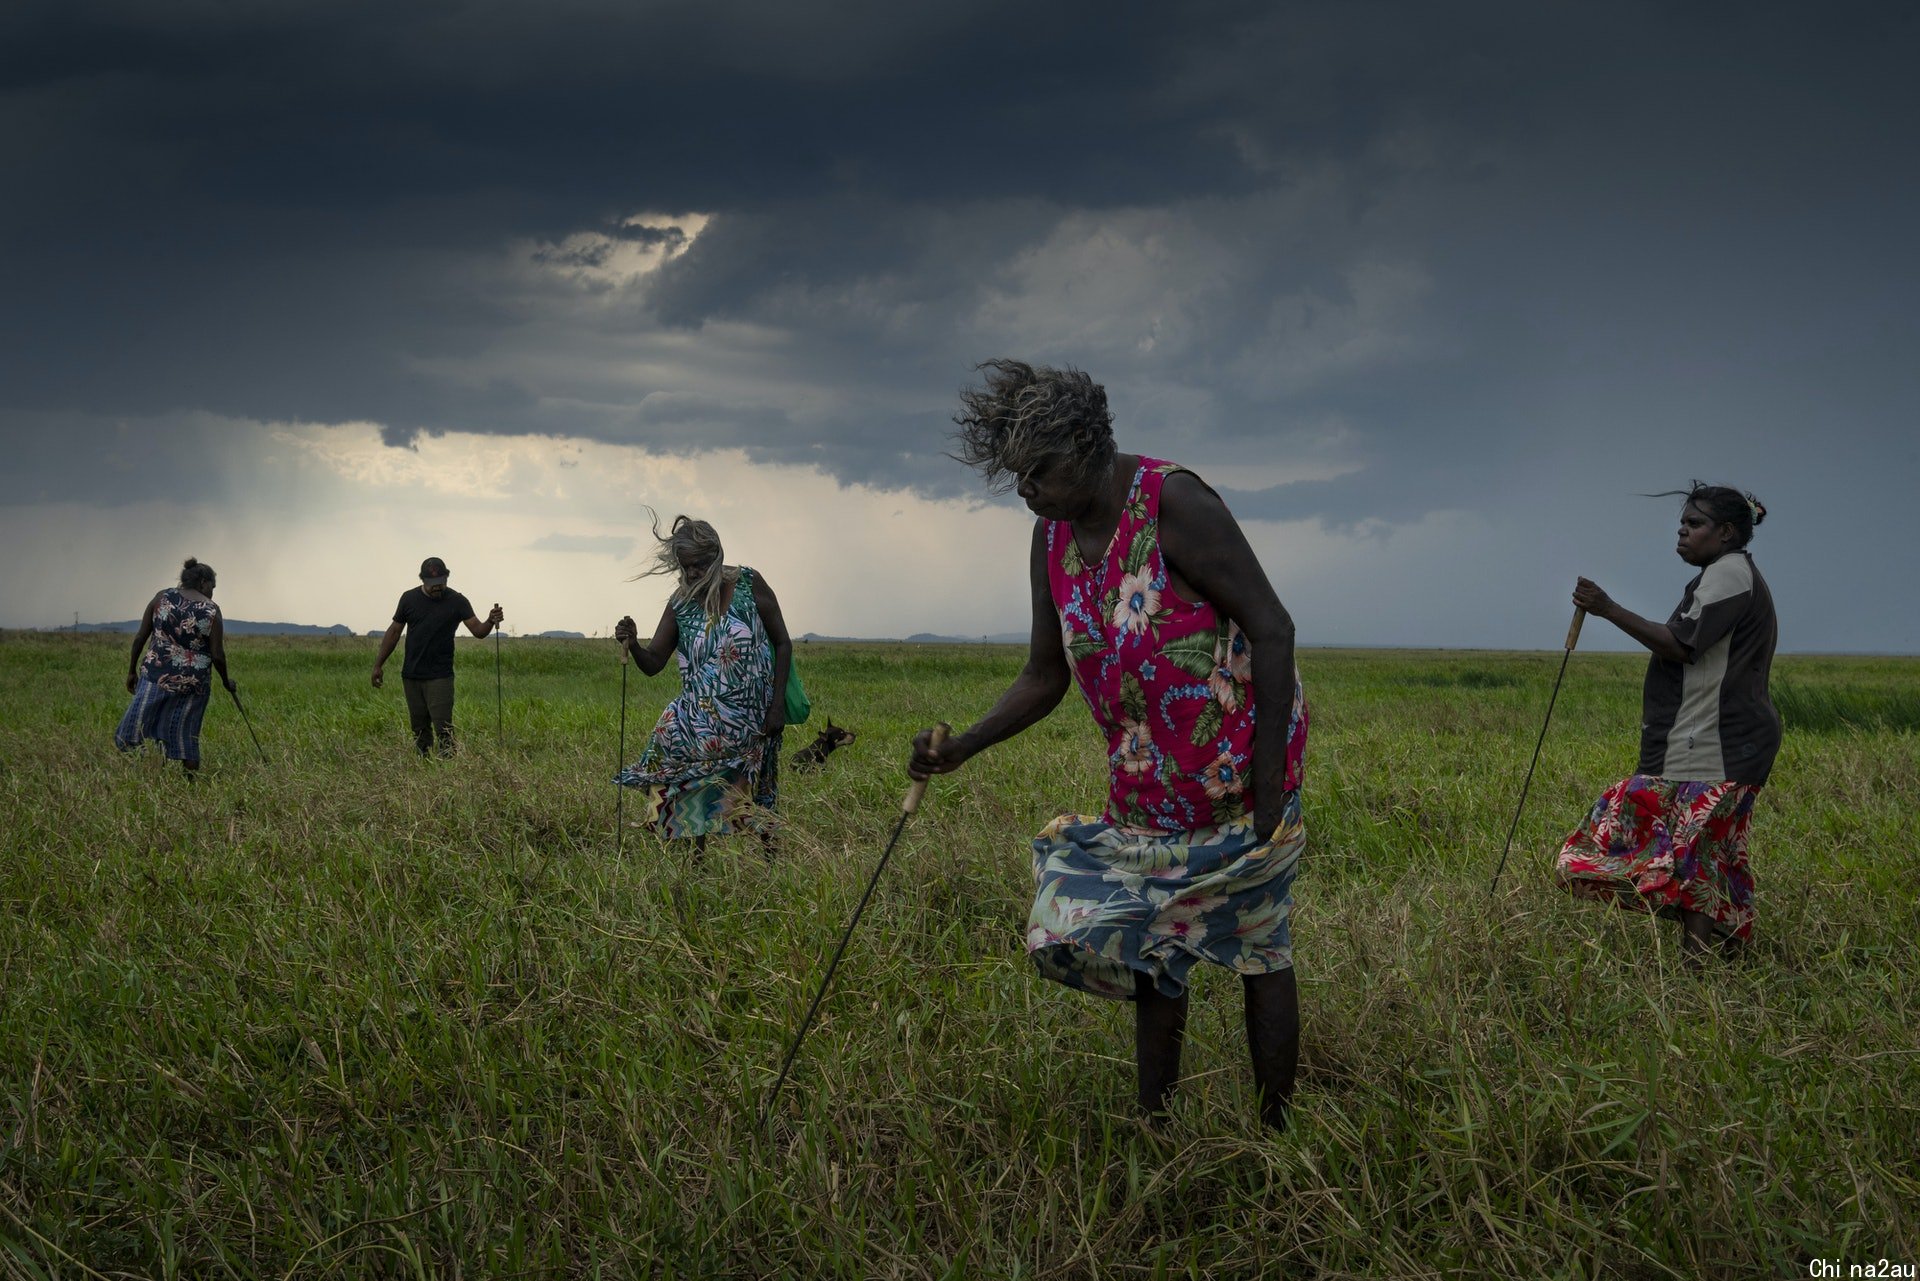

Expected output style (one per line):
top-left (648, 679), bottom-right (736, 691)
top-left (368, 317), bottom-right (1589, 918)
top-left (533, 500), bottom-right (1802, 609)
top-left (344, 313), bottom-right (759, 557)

top-left (6, 623), bottom-right (1915, 660)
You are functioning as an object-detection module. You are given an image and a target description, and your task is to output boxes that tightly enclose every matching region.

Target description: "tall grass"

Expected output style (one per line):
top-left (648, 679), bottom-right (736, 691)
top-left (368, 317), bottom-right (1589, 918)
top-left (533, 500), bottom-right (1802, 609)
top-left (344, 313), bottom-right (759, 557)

top-left (1773, 676), bottom-right (1920, 734)
top-left (1, 632), bottom-right (1915, 1277)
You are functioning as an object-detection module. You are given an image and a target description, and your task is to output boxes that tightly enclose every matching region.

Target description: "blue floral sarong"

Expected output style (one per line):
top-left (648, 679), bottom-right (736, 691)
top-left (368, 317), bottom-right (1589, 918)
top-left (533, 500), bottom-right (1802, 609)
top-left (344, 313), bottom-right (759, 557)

top-left (115, 678), bottom-right (211, 763)
top-left (1027, 790), bottom-right (1304, 1000)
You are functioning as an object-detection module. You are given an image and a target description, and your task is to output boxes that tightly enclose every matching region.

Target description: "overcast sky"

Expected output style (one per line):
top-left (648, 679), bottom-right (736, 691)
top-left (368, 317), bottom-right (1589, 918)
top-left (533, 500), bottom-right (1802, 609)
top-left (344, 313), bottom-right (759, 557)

top-left (3, 1), bottom-right (1915, 649)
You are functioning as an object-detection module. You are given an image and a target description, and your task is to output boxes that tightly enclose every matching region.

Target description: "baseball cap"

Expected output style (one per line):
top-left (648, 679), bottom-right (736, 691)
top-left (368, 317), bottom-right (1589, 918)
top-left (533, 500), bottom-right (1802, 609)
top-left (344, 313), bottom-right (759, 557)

top-left (419, 557), bottom-right (450, 586)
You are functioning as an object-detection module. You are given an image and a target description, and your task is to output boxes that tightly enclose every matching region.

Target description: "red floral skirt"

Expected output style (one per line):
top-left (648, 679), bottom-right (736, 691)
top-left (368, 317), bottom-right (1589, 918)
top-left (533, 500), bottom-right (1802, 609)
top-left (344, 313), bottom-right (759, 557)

top-left (1555, 774), bottom-right (1759, 941)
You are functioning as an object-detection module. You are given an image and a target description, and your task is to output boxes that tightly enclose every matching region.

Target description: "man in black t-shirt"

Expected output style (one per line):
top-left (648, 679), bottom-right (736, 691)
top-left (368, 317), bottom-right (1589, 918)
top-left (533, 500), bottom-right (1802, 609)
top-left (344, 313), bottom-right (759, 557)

top-left (371, 557), bottom-right (504, 755)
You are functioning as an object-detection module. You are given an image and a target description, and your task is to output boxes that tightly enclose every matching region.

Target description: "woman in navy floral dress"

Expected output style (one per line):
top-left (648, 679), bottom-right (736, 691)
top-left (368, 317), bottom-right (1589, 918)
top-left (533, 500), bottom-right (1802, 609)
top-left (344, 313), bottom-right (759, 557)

top-left (614, 517), bottom-right (794, 856)
top-left (116, 558), bottom-right (236, 775)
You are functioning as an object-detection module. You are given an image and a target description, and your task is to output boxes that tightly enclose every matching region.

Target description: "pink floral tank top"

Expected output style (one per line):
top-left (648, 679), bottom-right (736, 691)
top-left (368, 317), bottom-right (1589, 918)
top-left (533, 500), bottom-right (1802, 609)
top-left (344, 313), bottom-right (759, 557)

top-left (1046, 458), bottom-right (1308, 833)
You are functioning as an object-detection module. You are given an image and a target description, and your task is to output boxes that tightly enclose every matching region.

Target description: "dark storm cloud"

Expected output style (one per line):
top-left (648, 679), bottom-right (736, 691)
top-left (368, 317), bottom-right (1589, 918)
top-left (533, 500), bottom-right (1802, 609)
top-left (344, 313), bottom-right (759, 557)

top-left (3, 0), bottom-right (1917, 531)
top-left (0, 0), bottom-right (1319, 215)
top-left (0, 418), bottom-right (217, 508)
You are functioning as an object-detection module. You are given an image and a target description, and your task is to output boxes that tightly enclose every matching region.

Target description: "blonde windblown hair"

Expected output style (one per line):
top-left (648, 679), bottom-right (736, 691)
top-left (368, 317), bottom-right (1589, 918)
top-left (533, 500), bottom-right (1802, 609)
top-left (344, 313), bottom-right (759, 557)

top-left (634, 512), bottom-right (737, 625)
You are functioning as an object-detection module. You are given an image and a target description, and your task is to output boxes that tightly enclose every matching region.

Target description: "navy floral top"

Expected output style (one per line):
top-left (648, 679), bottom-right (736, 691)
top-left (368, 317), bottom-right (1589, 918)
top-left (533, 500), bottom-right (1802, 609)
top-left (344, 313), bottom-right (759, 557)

top-left (139, 588), bottom-right (219, 695)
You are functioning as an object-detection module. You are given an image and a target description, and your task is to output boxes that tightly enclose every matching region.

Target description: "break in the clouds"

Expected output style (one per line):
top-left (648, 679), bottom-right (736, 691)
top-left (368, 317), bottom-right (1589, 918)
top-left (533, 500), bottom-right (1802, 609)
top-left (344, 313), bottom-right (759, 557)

top-left (1, 1), bottom-right (1917, 648)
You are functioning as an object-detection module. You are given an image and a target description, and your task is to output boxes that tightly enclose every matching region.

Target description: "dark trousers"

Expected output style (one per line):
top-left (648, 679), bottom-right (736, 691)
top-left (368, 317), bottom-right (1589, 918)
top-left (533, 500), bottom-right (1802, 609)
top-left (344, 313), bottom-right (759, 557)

top-left (403, 676), bottom-right (456, 756)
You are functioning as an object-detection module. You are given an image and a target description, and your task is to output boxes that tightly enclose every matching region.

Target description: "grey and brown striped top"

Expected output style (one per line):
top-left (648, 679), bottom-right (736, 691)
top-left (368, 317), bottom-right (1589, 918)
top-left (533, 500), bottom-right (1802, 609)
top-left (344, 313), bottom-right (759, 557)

top-left (1637, 551), bottom-right (1781, 786)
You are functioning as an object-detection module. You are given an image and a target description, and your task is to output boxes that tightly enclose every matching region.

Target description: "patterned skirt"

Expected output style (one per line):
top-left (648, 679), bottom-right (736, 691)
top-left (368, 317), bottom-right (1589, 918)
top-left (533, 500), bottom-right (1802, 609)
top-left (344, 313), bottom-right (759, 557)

top-left (1027, 791), bottom-right (1304, 1001)
top-left (616, 731), bottom-right (781, 840)
top-left (114, 679), bottom-right (210, 763)
top-left (1555, 774), bottom-right (1760, 940)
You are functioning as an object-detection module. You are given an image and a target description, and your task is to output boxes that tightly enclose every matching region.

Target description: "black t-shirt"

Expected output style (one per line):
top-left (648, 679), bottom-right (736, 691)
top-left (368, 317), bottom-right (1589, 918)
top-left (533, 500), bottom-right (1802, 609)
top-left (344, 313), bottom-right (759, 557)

top-left (394, 587), bottom-right (475, 681)
top-left (1637, 551), bottom-right (1781, 786)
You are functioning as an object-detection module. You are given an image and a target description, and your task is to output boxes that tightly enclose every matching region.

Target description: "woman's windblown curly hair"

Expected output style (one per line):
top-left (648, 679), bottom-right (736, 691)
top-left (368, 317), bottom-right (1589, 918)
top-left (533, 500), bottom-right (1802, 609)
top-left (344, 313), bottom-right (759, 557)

top-left (633, 512), bottom-right (737, 626)
top-left (950, 359), bottom-right (1117, 495)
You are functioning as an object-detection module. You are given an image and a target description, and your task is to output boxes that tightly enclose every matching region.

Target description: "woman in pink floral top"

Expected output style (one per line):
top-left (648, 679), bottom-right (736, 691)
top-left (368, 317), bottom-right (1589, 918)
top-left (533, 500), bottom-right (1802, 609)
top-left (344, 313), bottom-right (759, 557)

top-left (115, 558), bottom-right (236, 775)
top-left (909, 360), bottom-right (1309, 1132)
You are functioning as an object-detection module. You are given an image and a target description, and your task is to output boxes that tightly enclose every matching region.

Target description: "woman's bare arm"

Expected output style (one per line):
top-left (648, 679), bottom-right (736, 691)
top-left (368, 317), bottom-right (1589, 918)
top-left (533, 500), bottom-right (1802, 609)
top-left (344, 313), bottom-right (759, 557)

top-left (1573, 578), bottom-right (1688, 662)
top-left (753, 573), bottom-right (793, 732)
top-left (210, 610), bottom-right (234, 689)
top-left (125, 594), bottom-right (159, 693)
top-left (1159, 472), bottom-right (1297, 842)
top-left (616, 603), bottom-right (680, 676)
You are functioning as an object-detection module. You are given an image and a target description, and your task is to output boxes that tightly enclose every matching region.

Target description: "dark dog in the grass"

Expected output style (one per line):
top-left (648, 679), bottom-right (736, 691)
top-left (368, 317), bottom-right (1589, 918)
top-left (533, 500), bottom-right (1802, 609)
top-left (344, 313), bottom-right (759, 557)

top-left (792, 721), bottom-right (856, 770)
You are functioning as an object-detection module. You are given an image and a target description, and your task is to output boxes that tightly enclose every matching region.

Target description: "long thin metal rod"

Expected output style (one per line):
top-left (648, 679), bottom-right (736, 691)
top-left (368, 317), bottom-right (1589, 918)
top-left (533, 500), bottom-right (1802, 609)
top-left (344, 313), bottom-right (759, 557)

top-left (615, 648), bottom-right (630, 857)
top-left (1490, 608), bottom-right (1584, 894)
top-left (226, 684), bottom-right (268, 765)
top-left (759, 723), bottom-right (949, 1132)
top-left (495, 631), bottom-right (504, 742)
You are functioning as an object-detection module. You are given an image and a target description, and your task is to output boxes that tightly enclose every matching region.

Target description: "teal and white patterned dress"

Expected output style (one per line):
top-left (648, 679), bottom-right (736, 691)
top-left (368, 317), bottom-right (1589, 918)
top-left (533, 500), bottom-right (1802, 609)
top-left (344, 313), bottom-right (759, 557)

top-left (615, 568), bottom-right (781, 838)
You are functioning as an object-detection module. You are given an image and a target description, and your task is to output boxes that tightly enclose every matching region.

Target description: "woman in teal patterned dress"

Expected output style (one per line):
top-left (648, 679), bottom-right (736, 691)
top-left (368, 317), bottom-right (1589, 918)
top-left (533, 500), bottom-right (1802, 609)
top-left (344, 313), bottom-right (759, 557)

top-left (614, 516), bottom-right (793, 856)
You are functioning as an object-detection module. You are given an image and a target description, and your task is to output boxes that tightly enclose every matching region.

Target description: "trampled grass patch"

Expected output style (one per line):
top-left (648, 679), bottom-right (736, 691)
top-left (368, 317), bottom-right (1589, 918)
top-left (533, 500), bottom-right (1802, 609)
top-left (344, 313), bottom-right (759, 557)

top-left (1, 631), bottom-right (1916, 1277)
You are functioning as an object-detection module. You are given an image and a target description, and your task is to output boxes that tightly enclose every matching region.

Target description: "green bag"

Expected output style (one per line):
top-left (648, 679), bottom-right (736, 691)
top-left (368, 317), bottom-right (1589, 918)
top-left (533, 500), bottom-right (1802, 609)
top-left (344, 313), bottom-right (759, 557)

top-left (782, 661), bottom-right (812, 725)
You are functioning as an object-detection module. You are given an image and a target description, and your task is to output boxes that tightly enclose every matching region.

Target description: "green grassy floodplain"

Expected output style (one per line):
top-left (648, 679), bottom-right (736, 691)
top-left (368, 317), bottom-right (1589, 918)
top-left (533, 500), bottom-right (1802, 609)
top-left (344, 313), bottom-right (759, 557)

top-left (1, 631), bottom-right (1916, 1278)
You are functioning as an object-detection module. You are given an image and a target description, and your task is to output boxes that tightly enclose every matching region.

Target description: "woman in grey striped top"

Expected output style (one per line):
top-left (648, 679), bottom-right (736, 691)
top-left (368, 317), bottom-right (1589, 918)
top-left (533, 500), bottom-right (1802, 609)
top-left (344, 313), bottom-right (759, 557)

top-left (1556, 483), bottom-right (1779, 960)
